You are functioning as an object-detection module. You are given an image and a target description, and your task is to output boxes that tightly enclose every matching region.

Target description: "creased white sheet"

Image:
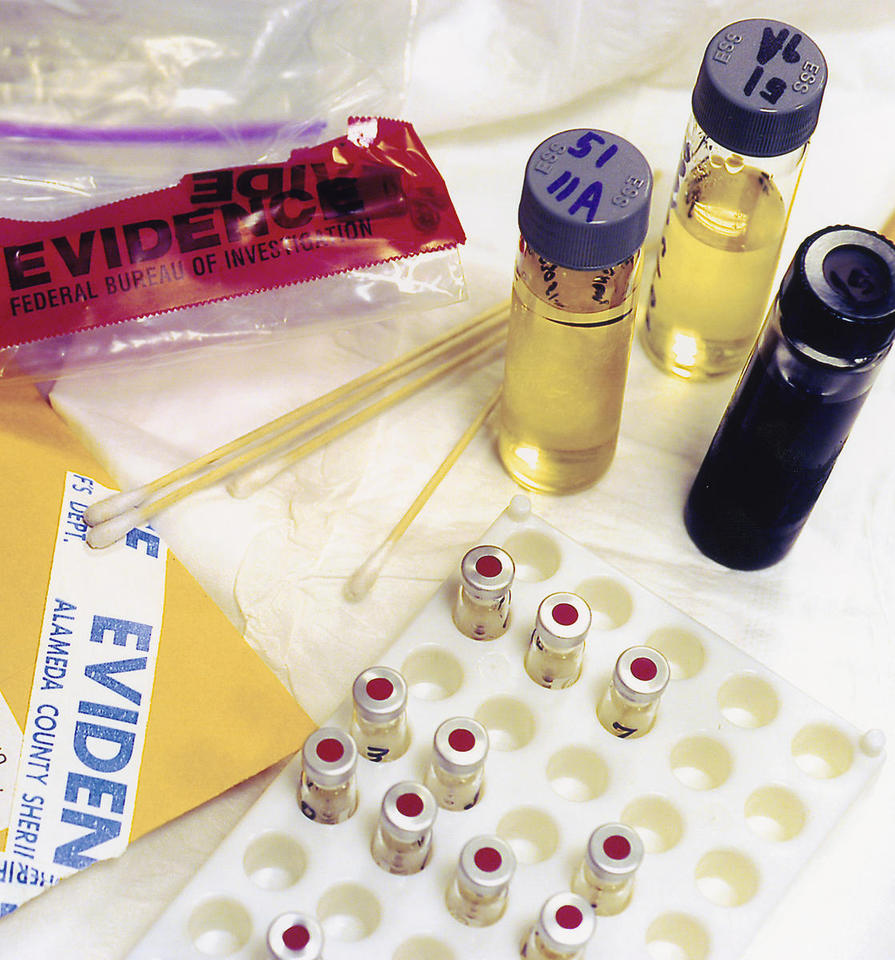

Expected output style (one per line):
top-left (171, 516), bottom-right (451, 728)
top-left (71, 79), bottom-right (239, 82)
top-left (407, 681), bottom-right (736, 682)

top-left (3, 4), bottom-right (895, 960)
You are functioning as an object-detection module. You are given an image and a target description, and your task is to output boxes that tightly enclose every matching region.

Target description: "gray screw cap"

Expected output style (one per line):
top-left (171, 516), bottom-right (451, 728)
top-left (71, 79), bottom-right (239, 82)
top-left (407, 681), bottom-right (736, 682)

top-left (692, 19), bottom-right (827, 157)
top-left (518, 129), bottom-right (652, 270)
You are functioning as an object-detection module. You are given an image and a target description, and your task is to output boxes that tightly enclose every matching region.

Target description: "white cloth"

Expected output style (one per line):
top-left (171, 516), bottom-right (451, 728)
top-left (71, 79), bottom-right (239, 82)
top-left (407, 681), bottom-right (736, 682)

top-left (3, 3), bottom-right (895, 958)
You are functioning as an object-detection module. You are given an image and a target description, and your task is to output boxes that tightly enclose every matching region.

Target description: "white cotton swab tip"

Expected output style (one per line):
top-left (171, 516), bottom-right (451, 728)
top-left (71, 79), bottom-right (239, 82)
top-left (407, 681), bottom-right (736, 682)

top-left (85, 508), bottom-right (143, 550)
top-left (344, 540), bottom-right (394, 602)
top-left (84, 487), bottom-right (149, 526)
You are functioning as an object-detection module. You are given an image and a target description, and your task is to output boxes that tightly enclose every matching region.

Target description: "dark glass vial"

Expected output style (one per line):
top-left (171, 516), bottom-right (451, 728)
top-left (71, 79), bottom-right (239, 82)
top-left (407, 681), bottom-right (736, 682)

top-left (684, 225), bottom-right (895, 569)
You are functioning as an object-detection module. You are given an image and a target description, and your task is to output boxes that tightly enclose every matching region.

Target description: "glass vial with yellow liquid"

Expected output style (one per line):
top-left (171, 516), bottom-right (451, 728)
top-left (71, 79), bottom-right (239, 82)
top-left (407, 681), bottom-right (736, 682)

top-left (350, 665), bottom-right (410, 763)
top-left (597, 646), bottom-right (670, 739)
top-left (445, 835), bottom-right (517, 927)
top-left (498, 129), bottom-right (653, 493)
top-left (571, 823), bottom-right (644, 915)
top-left (643, 18), bottom-right (827, 379)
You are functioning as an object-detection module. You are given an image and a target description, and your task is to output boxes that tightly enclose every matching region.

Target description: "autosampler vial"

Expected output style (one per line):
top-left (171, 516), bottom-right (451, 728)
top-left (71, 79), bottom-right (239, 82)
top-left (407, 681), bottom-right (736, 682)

top-left (371, 781), bottom-right (437, 875)
top-left (350, 665), bottom-right (410, 763)
top-left (571, 822), bottom-right (644, 915)
top-left (445, 835), bottom-right (517, 927)
top-left (597, 646), bottom-right (670, 739)
top-left (298, 727), bottom-right (358, 824)
top-left (524, 592), bottom-right (592, 689)
top-left (425, 716), bottom-right (489, 811)
top-left (453, 544), bottom-right (514, 640)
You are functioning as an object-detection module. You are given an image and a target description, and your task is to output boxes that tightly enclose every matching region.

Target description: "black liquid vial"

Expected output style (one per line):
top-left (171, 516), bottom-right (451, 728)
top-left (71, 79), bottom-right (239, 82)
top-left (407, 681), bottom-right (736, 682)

top-left (684, 226), bottom-right (895, 569)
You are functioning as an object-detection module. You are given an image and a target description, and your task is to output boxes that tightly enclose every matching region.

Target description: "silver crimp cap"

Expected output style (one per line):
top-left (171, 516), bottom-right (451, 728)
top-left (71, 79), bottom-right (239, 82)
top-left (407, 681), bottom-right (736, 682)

top-left (613, 645), bottom-right (670, 705)
top-left (534, 592), bottom-right (592, 650)
top-left (460, 544), bottom-right (515, 602)
top-left (537, 892), bottom-right (597, 951)
top-left (301, 727), bottom-right (358, 788)
top-left (432, 716), bottom-right (489, 776)
top-left (585, 822), bottom-right (644, 882)
top-left (379, 781), bottom-right (437, 842)
top-left (458, 835), bottom-right (517, 897)
top-left (352, 665), bottom-right (408, 723)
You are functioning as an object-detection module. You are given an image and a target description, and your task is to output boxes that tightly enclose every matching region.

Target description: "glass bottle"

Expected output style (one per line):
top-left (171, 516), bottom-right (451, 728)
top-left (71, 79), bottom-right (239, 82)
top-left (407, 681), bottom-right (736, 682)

top-left (521, 892), bottom-right (596, 960)
top-left (370, 781), bottom-right (437, 875)
top-left (597, 646), bottom-right (670, 739)
top-left (498, 128), bottom-right (652, 493)
top-left (350, 665), bottom-right (410, 763)
top-left (643, 18), bottom-right (827, 380)
top-left (685, 226), bottom-right (895, 568)
top-left (266, 912), bottom-right (324, 960)
top-left (452, 544), bottom-right (515, 640)
top-left (524, 592), bottom-right (591, 689)
top-left (572, 823), bottom-right (644, 915)
top-left (298, 727), bottom-right (358, 825)
top-left (424, 716), bottom-right (489, 811)
top-left (445, 835), bottom-right (516, 927)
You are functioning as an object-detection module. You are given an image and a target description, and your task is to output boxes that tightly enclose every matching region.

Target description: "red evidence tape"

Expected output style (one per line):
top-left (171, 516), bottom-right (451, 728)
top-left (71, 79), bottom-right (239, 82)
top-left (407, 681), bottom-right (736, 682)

top-left (0, 118), bottom-right (466, 349)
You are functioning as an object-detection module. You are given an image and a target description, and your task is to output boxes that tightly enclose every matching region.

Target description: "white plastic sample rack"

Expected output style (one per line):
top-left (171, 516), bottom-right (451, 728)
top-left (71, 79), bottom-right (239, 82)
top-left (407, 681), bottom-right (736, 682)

top-left (126, 496), bottom-right (884, 960)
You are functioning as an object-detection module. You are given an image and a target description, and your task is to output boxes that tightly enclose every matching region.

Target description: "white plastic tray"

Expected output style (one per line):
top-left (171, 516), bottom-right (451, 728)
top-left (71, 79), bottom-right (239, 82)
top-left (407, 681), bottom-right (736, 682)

top-left (126, 496), bottom-right (885, 960)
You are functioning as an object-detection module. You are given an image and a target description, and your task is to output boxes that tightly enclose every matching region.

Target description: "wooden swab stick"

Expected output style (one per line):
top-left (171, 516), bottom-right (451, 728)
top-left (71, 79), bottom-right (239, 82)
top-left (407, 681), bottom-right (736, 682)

top-left (227, 328), bottom-right (505, 498)
top-left (86, 327), bottom-right (507, 549)
top-left (345, 385), bottom-right (503, 602)
top-left (84, 300), bottom-right (509, 530)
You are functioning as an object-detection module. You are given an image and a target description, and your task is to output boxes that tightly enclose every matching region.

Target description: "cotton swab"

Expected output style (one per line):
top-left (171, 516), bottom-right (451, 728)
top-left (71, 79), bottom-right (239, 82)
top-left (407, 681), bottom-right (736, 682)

top-left (344, 385), bottom-right (502, 602)
top-left (84, 301), bottom-right (509, 530)
top-left (85, 327), bottom-right (507, 549)
top-left (85, 303), bottom-right (508, 527)
top-left (226, 328), bottom-right (506, 498)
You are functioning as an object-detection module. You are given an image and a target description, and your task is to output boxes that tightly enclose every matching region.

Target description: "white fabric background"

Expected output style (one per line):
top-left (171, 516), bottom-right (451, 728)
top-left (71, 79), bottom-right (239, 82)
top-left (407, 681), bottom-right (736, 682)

top-left (3, 2), bottom-right (895, 958)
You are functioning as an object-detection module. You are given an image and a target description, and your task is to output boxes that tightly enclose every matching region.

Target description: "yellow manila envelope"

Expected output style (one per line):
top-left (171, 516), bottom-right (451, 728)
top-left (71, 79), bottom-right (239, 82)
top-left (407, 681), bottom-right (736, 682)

top-left (0, 380), bottom-right (315, 913)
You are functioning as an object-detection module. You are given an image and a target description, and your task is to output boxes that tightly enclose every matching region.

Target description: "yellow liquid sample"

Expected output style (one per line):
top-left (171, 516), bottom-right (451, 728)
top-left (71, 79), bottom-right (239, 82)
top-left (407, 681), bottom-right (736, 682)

top-left (499, 251), bottom-right (640, 493)
top-left (643, 157), bottom-right (786, 379)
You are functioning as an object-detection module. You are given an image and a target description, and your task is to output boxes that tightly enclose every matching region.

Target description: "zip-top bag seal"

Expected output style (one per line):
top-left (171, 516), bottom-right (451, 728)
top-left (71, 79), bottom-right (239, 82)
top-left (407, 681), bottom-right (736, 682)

top-left (0, 118), bottom-right (466, 380)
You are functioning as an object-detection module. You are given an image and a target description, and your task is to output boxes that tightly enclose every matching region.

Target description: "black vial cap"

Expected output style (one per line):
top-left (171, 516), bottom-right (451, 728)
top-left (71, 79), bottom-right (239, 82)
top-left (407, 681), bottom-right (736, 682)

top-left (779, 226), bottom-right (895, 363)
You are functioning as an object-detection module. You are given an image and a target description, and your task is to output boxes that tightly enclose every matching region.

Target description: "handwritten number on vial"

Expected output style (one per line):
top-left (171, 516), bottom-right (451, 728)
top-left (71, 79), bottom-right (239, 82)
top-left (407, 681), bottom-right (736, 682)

top-left (301, 800), bottom-right (317, 820)
top-left (613, 721), bottom-right (637, 738)
top-left (366, 746), bottom-right (389, 762)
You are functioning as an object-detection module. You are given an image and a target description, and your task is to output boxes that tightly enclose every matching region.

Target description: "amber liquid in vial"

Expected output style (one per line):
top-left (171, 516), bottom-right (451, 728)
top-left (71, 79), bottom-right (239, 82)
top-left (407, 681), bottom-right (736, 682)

top-left (446, 877), bottom-right (508, 927)
top-left (351, 711), bottom-right (409, 762)
top-left (643, 153), bottom-right (787, 379)
top-left (572, 863), bottom-right (633, 915)
top-left (525, 633), bottom-right (582, 689)
top-left (453, 588), bottom-right (510, 641)
top-left (596, 681), bottom-right (658, 740)
top-left (299, 776), bottom-right (357, 825)
top-left (499, 243), bottom-right (641, 493)
top-left (425, 758), bottom-right (483, 811)
top-left (371, 824), bottom-right (433, 875)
